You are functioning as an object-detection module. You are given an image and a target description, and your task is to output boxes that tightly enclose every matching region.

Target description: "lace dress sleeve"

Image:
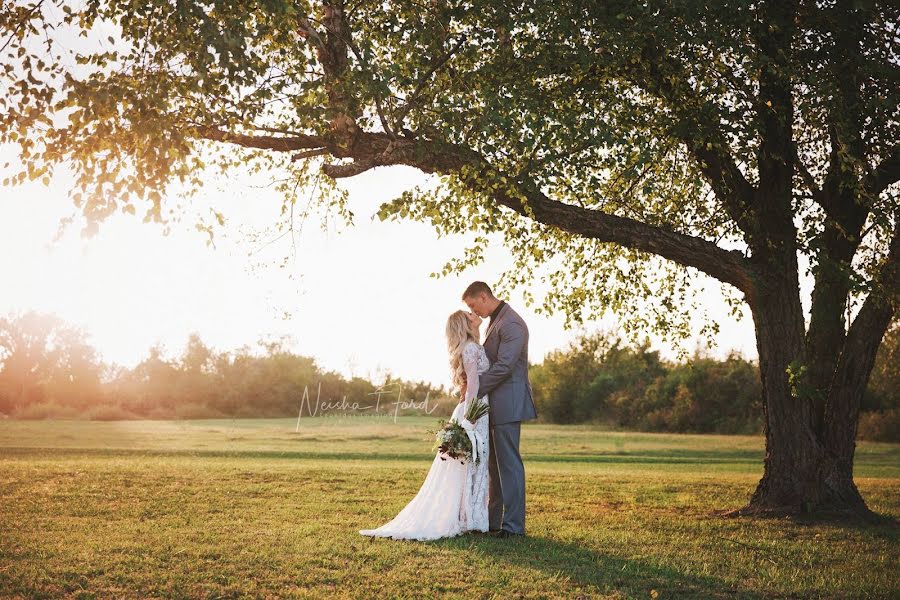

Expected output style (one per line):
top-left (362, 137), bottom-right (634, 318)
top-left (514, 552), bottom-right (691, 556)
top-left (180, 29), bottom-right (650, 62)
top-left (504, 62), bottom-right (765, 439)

top-left (462, 342), bottom-right (481, 405)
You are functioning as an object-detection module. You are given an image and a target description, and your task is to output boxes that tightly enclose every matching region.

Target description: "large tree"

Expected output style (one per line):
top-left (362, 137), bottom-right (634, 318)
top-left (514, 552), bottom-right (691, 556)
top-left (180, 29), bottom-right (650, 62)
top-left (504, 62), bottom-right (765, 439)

top-left (1, 0), bottom-right (897, 516)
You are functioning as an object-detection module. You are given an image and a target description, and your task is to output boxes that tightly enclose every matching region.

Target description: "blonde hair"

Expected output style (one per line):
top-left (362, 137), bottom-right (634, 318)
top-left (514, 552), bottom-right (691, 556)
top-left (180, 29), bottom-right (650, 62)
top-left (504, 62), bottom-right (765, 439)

top-left (446, 310), bottom-right (479, 394)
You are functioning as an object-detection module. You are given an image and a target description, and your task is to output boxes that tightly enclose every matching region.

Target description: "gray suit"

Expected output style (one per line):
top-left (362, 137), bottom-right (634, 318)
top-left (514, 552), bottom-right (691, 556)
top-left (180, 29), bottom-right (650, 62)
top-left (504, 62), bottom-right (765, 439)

top-left (477, 302), bottom-right (537, 535)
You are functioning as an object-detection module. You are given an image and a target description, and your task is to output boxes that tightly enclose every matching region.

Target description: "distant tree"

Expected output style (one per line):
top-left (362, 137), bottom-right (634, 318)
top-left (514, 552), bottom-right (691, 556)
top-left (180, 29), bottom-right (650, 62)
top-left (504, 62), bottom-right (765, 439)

top-left (641, 353), bottom-right (762, 434)
top-left (863, 319), bottom-right (898, 412)
top-left (181, 333), bottom-right (214, 374)
top-left (0, 311), bottom-right (102, 413)
top-left (529, 330), bottom-right (604, 423)
top-left (593, 341), bottom-right (668, 426)
top-left (856, 320), bottom-right (899, 442)
top-left (127, 343), bottom-right (181, 413)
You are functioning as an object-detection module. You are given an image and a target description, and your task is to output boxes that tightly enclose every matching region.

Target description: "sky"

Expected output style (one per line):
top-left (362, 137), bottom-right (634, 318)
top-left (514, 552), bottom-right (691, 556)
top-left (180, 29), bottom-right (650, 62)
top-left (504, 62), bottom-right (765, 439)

top-left (0, 139), bottom-right (766, 389)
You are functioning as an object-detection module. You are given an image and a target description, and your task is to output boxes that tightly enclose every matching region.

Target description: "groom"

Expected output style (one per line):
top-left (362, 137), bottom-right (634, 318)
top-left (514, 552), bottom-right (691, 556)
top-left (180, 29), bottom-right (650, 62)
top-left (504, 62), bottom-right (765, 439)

top-left (461, 281), bottom-right (538, 538)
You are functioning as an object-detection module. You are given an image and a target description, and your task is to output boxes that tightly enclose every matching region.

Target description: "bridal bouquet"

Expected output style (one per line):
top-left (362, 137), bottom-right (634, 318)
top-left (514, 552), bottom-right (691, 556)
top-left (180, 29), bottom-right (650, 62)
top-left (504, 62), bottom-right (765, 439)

top-left (430, 398), bottom-right (490, 464)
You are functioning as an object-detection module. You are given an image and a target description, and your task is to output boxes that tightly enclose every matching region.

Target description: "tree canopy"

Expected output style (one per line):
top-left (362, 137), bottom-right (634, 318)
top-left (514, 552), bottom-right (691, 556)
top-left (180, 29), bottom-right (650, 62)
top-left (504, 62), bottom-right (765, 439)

top-left (5, 0), bottom-right (892, 342)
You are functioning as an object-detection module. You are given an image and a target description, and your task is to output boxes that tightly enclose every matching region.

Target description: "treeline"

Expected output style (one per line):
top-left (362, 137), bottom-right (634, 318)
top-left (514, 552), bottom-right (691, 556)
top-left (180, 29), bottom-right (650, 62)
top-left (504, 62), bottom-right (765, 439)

top-left (528, 328), bottom-right (898, 442)
top-left (0, 311), bottom-right (455, 421)
top-left (1, 311), bottom-right (896, 441)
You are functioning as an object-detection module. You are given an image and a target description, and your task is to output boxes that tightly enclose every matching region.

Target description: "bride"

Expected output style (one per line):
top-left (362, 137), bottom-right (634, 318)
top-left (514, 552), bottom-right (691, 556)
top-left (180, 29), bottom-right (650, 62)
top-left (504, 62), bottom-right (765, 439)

top-left (359, 310), bottom-right (491, 540)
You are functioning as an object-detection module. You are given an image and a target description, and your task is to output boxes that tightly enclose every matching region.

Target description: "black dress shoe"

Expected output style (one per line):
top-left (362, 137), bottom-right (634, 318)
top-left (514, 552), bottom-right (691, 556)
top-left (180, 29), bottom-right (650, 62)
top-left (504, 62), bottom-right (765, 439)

top-left (492, 529), bottom-right (524, 538)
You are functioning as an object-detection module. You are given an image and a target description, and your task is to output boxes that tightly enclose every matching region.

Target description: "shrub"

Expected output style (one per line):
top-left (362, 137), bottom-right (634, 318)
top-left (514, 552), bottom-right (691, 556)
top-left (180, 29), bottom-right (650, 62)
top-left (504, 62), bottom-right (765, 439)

top-left (85, 404), bottom-right (139, 421)
top-left (857, 409), bottom-right (900, 443)
top-left (174, 402), bottom-right (224, 420)
top-left (14, 402), bottom-right (81, 420)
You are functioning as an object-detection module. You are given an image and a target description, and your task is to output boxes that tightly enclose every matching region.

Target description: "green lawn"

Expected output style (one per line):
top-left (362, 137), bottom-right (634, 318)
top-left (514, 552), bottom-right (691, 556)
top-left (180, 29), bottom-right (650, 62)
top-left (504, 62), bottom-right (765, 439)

top-left (1, 417), bottom-right (898, 599)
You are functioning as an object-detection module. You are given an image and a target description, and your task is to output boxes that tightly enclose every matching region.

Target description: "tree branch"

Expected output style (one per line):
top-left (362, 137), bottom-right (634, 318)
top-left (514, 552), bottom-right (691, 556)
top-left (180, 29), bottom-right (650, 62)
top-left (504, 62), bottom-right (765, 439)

top-left (0, 1), bottom-right (45, 56)
top-left (291, 148), bottom-right (329, 161)
top-left (266, 126), bottom-right (757, 294)
top-left (753, 0), bottom-right (799, 248)
top-left (476, 165), bottom-right (757, 295)
top-left (847, 221), bottom-right (900, 342)
top-left (617, 44), bottom-right (759, 245)
top-left (296, 4), bottom-right (361, 151)
top-left (865, 146), bottom-right (900, 198)
top-left (194, 126), bottom-right (325, 152)
top-left (794, 148), bottom-right (825, 206)
top-left (392, 34), bottom-right (469, 133)
top-left (186, 6), bottom-right (758, 297)
top-left (378, 135), bottom-right (757, 294)
top-left (823, 220), bottom-right (899, 452)
top-left (818, 4), bottom-right (874, 233)
top-left (340, 20), bottom-right (398, 138)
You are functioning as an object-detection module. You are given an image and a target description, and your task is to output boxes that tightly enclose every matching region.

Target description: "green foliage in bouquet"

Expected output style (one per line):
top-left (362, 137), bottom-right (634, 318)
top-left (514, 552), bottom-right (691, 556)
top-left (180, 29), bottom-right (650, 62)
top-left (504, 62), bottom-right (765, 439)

top-left (429, 399), bottom-right (489, 464)
top-left (464, 398), bottom-right (490, 424)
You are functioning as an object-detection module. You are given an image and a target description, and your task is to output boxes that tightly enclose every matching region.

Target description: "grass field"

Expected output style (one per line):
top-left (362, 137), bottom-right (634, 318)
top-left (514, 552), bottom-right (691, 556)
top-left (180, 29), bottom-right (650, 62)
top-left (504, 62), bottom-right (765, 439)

top-left (1, 417), bottom-right (898, 599)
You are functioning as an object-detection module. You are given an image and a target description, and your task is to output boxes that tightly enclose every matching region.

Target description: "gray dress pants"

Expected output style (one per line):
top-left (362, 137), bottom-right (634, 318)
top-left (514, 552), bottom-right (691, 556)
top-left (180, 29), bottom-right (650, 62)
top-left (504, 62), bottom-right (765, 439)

top-left (488, 420), bottom-right (525, 534)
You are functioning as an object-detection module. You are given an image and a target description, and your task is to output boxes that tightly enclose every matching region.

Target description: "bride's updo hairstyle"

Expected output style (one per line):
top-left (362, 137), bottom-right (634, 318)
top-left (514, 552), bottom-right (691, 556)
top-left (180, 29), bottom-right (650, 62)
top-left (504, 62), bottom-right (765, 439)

top-left (446, 310), bottom-right (478, 395)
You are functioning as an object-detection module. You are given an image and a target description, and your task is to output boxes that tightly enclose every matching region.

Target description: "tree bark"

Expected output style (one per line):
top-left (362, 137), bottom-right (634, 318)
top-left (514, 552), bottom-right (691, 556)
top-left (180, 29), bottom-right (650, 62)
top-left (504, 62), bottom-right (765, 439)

top-left (742, 289), bottom-right (869, 516)
top-left (820, 227), bottom-right (899, 514)
top-left (741, 264), bottom-right (828, 514)
top-left (741, 227), bottom-right (898, 517)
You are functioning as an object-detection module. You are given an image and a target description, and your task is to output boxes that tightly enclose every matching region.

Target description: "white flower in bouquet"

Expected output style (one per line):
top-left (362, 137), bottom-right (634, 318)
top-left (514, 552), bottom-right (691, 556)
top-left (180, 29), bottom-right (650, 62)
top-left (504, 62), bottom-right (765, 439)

top-left (428, 398), bottom-right (490, 464)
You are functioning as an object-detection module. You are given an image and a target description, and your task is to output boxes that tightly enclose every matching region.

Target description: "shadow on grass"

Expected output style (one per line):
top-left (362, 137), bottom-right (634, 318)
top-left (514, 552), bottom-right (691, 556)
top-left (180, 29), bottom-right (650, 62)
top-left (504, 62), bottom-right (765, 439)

top-left (719, 507), bottom-right (900, 538)
top-left (428, 531), bottom-right (768, 599)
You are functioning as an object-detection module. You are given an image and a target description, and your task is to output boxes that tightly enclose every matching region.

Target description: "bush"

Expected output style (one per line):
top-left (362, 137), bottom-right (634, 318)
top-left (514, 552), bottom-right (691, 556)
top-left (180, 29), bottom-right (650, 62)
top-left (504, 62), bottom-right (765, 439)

top-left (174, 402), bottom-right (224, 420)
top-left (85, 404), bottom-right (139, 421)
top-left (857, 409), bottom-right (900, 443)
top-left (14, 402), bottom-right (81, 420)
top-left (531, 331), bottom-right (763, 434)
top-left (144, 406), bottom-right (175, 420)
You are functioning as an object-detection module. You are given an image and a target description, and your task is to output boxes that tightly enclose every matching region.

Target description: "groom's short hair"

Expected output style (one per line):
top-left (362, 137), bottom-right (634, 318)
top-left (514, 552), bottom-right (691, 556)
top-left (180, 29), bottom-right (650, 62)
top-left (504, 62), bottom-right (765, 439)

top-left (462, 281), bottom-right (493, 300)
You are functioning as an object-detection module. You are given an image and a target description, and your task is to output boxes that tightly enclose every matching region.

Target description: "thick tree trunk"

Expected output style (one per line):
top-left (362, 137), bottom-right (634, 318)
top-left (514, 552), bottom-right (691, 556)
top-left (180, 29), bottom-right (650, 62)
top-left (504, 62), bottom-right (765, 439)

top-left (819, 230), bottom-right (900, 514)
top-left (820, 298), bottom-right (895, 513)
top-left (743, 272), bottom-right (829, 514)
top-left (804, 224), bottom-right (855, 431)
top-left (741, 264), bottom-right (894, 517)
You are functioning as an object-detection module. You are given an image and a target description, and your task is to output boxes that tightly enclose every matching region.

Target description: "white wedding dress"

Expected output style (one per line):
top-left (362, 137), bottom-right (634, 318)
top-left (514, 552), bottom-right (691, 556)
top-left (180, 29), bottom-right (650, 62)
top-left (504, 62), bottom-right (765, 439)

top-left (360, 340), bottom-right (491, 540)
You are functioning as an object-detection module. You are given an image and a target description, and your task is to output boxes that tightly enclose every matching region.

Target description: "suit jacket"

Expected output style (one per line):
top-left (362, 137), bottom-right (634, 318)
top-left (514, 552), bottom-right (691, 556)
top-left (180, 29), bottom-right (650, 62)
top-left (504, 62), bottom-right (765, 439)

top-left (477, 302), bottom-right (538, 425)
